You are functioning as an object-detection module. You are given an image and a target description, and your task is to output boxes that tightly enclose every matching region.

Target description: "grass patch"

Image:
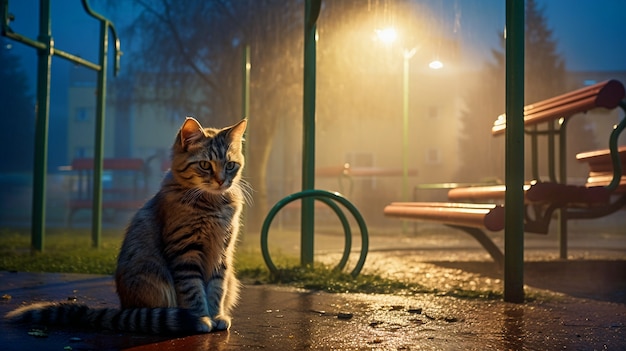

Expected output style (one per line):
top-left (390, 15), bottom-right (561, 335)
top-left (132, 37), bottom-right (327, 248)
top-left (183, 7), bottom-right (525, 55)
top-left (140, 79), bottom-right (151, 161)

top-left (267, 264), bottom-right (433, 295)
top-left (0, 228), bottom-right (432, 296)
top-left (0, 228), bottom-right (505, 300)
top-left (0, 228), bottom-right (121, 274)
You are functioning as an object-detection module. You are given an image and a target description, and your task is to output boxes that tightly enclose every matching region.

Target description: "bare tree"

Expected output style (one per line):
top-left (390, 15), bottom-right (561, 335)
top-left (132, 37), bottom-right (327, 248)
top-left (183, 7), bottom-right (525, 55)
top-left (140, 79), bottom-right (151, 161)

top-left (113, 0), bottom-right (304, 229)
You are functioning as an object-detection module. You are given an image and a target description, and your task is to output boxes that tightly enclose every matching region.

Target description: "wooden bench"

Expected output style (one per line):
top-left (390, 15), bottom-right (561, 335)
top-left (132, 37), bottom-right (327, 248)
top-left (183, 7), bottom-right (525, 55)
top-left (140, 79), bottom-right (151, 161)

top-left (384, 79), bottom-right (626, 265)
top-left (67, 158), bottom-right (149, 225)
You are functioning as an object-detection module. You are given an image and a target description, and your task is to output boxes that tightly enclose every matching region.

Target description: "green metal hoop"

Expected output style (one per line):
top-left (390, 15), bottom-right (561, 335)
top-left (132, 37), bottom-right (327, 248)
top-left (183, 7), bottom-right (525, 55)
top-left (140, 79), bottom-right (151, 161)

top-left (260, 189), bottom-right (369, 277)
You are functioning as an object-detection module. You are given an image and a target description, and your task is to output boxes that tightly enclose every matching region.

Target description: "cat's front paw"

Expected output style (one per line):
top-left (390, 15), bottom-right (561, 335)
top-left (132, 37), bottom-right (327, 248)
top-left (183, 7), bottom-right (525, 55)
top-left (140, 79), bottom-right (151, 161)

top-left (196, 316), bottom-right (217, 333)
top-left (213, 315), bottom-right (231, 331)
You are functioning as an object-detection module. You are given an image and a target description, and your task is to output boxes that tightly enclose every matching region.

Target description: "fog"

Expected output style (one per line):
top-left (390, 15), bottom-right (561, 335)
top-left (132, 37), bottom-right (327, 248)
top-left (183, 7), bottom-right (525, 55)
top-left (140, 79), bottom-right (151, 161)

top-left (1, 0), bottom-right (625, 236)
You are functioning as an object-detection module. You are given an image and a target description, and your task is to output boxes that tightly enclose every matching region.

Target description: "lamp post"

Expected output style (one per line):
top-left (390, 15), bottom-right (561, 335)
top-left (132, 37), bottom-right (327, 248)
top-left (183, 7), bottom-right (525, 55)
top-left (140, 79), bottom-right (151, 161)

top-left (376, 28), bottom-right (443, 231)
top-left (402, 48), bottom-right (417, 206)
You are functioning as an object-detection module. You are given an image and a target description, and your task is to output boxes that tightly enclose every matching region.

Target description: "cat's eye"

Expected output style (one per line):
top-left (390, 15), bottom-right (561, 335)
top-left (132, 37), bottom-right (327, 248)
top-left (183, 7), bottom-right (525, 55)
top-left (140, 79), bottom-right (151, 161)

top-left (198, 161), bottom-right (212, 171)
top-left (225, 162), bottom-right (237, 171)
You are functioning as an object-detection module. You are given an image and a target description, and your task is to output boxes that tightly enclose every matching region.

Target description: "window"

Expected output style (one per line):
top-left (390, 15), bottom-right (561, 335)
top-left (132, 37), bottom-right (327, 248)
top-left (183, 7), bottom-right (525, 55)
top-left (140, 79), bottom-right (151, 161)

top-left (74, 147), bottom-right (90, 158)
top-left (75, 107), bottom-right (92, 122)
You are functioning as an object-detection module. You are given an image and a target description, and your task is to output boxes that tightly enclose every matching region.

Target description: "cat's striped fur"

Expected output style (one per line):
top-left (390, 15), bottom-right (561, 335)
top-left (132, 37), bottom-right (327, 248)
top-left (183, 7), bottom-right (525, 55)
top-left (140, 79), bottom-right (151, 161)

top-left (6, 117), bottom-right (249, 334)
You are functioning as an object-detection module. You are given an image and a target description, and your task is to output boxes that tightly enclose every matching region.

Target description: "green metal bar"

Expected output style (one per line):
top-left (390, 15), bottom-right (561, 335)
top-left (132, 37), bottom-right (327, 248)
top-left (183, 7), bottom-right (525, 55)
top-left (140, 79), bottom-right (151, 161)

top-left (89, 19), bottom-right (109, 249)
top-left (260, 189), bottom-right (368, 277)
top-left (2, 0), bottom-right (120, 251)
top-left (547, 121), bottom-right (556, 182)
top-left (504, 0), bottom-right (525, 303)
top-left (606, 102), bottom-right (626, 191)
top-left (30, 0), bottom-right (52, 252)
top-left (242, 45), bottom-right (250, 132)
top-left (81, 0), bottom-right (121, 248)
top-left (557, 118), bottom-right (570, 259)
top-left (401, 50), bottom-right (413, 234)
top-left (301, 0), bottom-right (321, 266)
top-left (531, 126), bottom-right (539, 180)
top-left (2, 1), bottom-right (105, 72)
top-left (240, 45), bottom-right (250, 236)
top-left (402, 52), bottom-right (410, 203)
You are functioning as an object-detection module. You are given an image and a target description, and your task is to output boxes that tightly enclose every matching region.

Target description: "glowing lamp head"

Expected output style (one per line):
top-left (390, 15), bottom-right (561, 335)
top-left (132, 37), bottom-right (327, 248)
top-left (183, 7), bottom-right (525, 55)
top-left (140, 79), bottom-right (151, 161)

top-left (376, 27), bottom-right (398, 44)
top-left (429, 60), bottom-right (444, 69)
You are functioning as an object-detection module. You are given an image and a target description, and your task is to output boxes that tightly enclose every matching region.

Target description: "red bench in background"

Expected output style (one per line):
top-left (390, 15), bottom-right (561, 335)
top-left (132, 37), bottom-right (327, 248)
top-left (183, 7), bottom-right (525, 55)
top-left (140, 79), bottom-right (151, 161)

top-left (384, 80), bottom-right (626, 266)
top-left (67, 158), bottom-right (149, 225)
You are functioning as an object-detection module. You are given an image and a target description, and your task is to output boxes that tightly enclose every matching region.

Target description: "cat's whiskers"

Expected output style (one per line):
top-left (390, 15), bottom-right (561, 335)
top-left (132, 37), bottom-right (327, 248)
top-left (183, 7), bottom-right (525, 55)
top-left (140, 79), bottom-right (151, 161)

top-left (237, 178), bottom-right (254, 206)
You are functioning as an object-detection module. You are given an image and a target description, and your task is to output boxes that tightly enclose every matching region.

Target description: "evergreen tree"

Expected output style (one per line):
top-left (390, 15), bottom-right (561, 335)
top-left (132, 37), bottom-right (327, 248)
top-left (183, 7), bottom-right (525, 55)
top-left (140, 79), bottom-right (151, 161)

top-left (0, 39), bottom-right (34, 172)
top-left (455, 0), bottom-right (590, 182)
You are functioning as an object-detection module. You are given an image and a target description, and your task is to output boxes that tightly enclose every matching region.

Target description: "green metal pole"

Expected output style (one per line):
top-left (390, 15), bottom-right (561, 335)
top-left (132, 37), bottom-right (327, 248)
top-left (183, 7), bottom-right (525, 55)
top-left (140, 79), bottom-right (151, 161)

top-left (402, 53), bottom-right (409, 203)
top-left (301, 0), bottom-right (321, 266)
top-left (241, 44), bottom-right (250, 236)
top-left (401, 50), bottom-right (415, 233)
top-left (242, 45), bottom-right (250, 127)
top-left (2, 0), bottom-right (120, 251)
top-left (557, 119), bottom-right (569, 259)
top-left (31, 0), bottom-right (52, 252)
top-left (504, 0), bottom-right (525, 303)
top-left (91, 19), bottom-right (109, 248)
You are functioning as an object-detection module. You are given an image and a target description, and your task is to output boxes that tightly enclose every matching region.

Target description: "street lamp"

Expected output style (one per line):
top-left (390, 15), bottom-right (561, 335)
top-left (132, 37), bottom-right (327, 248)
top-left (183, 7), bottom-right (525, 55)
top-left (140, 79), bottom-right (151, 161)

top-left (402, 48), bottom-right (417, 205)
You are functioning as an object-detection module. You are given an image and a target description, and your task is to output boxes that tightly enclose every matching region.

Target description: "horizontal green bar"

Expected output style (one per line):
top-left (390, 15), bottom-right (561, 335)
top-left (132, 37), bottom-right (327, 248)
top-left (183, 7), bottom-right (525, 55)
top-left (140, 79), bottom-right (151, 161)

top-left (3, 30), bottom-right (101, 71)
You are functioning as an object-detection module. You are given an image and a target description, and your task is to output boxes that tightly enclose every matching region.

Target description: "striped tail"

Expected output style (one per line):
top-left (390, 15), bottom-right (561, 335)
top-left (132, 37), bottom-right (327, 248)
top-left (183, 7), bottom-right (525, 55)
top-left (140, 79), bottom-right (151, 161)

top-left (5, 302), bottom-right (207, 334)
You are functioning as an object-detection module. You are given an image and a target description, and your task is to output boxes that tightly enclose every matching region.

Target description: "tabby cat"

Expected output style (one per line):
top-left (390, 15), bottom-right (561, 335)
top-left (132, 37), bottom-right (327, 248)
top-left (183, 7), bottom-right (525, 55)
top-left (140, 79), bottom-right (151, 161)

top-left (6, 117), bottom-right (249, 334)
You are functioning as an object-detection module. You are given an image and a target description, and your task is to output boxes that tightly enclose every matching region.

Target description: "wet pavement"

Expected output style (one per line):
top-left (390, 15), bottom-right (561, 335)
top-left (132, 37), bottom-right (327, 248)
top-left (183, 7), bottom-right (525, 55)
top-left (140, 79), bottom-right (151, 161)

top-left (1, 220), bottom-right (625, 350)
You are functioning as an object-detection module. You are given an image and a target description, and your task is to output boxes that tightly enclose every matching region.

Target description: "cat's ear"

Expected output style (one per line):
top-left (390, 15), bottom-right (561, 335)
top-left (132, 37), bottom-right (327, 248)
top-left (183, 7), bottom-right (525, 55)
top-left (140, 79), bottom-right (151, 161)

top-left (180, 117), bottom-right (204, 148)
top-left (226, 119), bottom-right (247, 142)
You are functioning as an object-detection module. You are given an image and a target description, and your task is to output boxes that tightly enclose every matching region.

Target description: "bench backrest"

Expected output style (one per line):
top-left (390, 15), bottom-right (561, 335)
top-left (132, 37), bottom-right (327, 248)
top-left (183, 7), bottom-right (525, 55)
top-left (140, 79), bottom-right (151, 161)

top-left (492, 79), bottom-right (625, 135)
top-left (71, 158), bottom-right (145, 171)
top-left (70, 158), bottom-right (148, 201)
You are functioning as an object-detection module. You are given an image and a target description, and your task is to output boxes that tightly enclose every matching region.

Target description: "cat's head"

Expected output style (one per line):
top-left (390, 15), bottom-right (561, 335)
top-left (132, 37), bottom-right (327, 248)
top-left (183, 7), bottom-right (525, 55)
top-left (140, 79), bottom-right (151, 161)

top-left (171, 117), bottom-right (247, 195)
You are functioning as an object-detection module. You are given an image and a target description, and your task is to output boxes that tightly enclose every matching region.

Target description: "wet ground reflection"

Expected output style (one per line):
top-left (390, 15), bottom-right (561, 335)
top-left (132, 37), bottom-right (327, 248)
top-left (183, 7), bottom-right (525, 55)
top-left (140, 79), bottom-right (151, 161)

top-left (502, 306), bottom-right (525, 350)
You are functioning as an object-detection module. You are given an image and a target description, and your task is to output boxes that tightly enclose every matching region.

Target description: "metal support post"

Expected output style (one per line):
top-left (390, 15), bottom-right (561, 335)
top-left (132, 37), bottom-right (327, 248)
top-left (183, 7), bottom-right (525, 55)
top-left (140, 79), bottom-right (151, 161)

top-left (240, 45), bottom-right (250, 236)
top-left (504, 0), bottom-right (525, 303)
top-left (1, 0), bottom-right (120, 251)
top-left (31, 0), bottom-right (52, 252)
top-left (402, 48), bottom-right (416, 233)
top-left (300, 0), bottom-right (321, 266)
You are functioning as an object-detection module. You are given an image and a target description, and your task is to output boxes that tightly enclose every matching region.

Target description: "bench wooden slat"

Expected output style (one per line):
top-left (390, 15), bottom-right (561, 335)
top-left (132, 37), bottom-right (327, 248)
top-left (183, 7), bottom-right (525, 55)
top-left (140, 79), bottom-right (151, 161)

top-left (492, 80), bottom-right (625, 135)
top-left (384, 203), bottom-right (504, 231)
top-left (584, 173), bottom-right (626, 191)
top-left (385, 79), bottom-right (626, 264)
top-left (71, 158), bottom-right (145, 171)
top-left (448, 182), bottom-right (612, 206)
top-left (525, 182), bottom-right (612, 205)
top-left (447, 184), bottom-right (531, 202)
top-left (576, 145), bottom-right (626, 173)
top-left (388, 202), bottom-right (499, 209)
top-left (576, 146), bottom-right (626, 191)
top-left (67, 157), bottom-right (149, 225)
top-left (69, 199), bottom-right (145, 210)
top-left (315, 166), bottom-right (418, 177)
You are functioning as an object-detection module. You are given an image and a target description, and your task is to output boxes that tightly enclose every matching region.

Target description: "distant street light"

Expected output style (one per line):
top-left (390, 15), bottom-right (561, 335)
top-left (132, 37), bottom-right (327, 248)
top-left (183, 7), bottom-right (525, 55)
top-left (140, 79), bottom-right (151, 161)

top-left (429, 60), bottom-right (444, 69)
top-left (375, 27), bottom-right (398, 44)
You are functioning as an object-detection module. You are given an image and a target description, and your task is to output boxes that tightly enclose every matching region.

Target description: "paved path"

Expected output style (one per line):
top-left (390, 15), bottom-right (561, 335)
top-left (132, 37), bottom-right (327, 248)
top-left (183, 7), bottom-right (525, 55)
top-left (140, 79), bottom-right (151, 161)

top-left (2, 267), bottom-right (625, 350)
top-left (2, 217), bottom-right (625, 350)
